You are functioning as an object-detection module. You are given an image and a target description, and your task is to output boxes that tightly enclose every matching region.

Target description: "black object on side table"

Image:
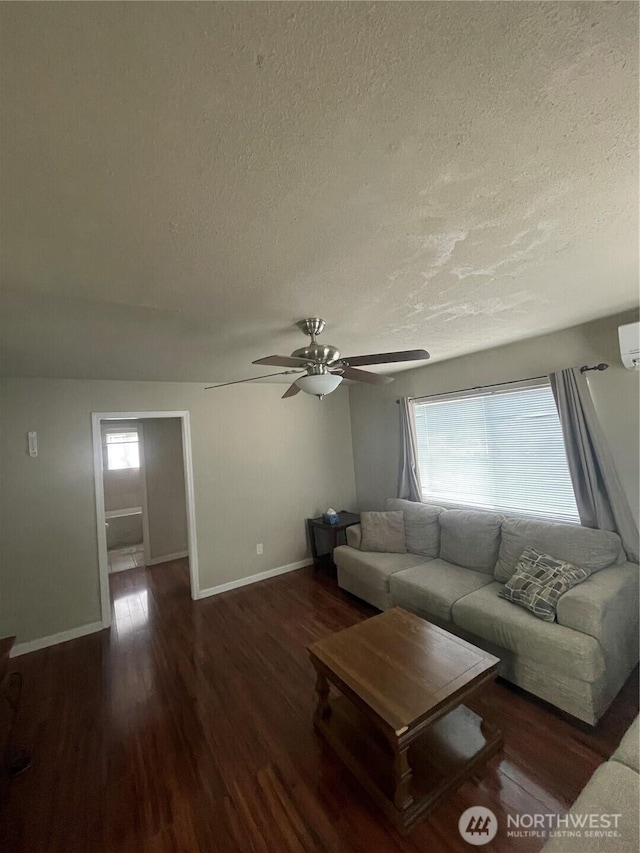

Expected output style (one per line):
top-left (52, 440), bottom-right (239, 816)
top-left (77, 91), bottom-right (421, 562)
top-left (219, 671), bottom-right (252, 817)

top-left (307, 511), bottom-right (360, 570)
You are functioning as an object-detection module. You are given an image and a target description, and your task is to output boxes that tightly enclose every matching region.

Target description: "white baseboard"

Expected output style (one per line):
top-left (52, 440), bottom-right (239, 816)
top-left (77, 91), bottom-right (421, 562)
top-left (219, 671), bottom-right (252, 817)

top-left (10, 621), bottom-right (104, 658)
top-left (146, 550), bottom-right (189, 566)
top-left (9, 559), bottom-right (309, 655)
top-left (197, 559), bottom-right (309, 600)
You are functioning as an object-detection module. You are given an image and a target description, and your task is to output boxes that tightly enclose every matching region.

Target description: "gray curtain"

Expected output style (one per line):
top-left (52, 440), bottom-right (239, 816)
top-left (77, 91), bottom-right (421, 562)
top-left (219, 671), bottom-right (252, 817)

top-left (398, 398), bottom-right (422, 502)
top-left (549, 367), bottom-right (639, 562)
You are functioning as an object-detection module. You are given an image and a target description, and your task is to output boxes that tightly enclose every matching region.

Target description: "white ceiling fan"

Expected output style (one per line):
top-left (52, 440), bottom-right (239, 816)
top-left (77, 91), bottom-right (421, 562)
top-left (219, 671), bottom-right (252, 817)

top-left (206, 318), bottom-right (430, 399)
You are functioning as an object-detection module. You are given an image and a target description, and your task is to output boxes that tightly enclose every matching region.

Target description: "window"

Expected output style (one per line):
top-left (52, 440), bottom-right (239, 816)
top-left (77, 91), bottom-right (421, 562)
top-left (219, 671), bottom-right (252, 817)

top-left (412, 382), bottom-right (580, 523)
top-left (105, 431), bottom-right (140, 470)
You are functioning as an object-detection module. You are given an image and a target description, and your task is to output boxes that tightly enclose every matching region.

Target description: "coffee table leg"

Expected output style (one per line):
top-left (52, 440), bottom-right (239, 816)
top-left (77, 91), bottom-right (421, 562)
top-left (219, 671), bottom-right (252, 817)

top-left (391, 745), bottom-right (414, 811)
top-left (313, 669), bottom-right (332, 725)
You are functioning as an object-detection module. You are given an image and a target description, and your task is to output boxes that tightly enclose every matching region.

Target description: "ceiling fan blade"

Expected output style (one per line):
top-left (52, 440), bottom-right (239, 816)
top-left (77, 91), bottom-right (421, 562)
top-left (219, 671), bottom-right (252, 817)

top-left (342, 349), bottom-right (430, 367)
top-left (282, 381), bottom-right (302, 398)
top-left (252, 355), bottom-right (311, 368)
top-left (339, 366), bottom-right (394, 385)
top-left (205, 370), bottom-right (302, 390)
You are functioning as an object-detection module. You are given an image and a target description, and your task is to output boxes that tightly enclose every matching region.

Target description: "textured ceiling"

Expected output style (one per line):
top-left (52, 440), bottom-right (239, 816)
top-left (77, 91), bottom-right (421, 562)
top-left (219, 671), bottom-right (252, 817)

top-left (1, 2), bottom-right (638, 382)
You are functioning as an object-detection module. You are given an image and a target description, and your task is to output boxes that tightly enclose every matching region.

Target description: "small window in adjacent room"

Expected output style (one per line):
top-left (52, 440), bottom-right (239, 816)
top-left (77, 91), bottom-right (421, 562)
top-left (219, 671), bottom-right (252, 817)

top-left (411, 381), bottom-right (580, 523)
top-left (105, 431), bottom-right (140, 470)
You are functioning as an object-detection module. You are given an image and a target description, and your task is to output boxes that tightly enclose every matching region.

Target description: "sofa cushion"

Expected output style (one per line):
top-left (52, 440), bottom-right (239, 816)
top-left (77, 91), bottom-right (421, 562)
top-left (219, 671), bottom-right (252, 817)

top-left (498, 548), bottom-right (591, 622)
top-left (346, 524), bottom-right (361, 549)
top-left (390, 559), bottom-right (494, 622)
top-left (495, 516), bottom-right (623, 583)
top-left (452, 582), bottom-right (605, 681)
top-left (386, 499), bottom-right (443, 557)
top-left (541, 761), bottom-right (639, 853)
top-left (439, 509), bottom-right (503, 574)
top-left (555, 562), bottom-right (640, 671)
top-left (360, 511), bottom-right (406, 553)
top-left (333, 546), bottom-right (428, 598)
top-left (612, 715), bottom-right (639, 774)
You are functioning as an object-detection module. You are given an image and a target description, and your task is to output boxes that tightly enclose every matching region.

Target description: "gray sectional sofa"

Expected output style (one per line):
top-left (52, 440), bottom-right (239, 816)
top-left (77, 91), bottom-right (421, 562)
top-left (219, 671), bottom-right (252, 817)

top-left (542, 715), bottom-right (639, 852)
top-left (334, 499), bottom-right (639, 724)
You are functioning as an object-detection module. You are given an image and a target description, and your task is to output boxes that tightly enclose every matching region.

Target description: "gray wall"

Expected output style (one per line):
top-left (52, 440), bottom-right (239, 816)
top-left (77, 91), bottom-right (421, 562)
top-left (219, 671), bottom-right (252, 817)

top-left (349, 310), bottom-right (640, 520)
top-left (0, 380), bottom-right (356, 643)
top-left (140, 418), bottom-right (188, 561)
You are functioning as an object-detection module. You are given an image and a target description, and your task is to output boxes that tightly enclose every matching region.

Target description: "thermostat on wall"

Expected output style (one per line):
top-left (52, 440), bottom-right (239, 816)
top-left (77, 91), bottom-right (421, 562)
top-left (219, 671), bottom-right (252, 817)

top-left (28, 431), bottom-right (38, 457)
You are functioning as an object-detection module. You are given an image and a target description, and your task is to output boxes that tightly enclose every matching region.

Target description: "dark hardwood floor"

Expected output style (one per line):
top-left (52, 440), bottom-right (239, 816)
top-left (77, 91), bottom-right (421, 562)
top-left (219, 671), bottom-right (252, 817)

top-left (1, 560), bottom-right (637, 852)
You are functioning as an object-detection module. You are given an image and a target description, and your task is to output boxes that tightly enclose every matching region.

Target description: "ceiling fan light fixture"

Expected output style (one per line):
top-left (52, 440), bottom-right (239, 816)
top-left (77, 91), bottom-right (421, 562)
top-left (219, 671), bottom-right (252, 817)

top-left (295, 373), bottom-right (343, 397)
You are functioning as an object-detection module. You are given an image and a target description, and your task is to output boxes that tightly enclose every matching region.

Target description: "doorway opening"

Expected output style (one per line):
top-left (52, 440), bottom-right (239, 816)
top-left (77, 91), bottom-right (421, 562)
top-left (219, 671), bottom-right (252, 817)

top-left (92, 411), bottom-right (199, 628)
top-left (102, 420), bottom-right (146, 573)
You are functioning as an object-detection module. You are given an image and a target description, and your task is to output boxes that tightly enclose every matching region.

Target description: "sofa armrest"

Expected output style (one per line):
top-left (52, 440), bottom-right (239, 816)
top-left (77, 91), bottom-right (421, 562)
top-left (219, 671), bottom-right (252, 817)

top-left (556, 562), bottom-right (639, 664)
top-left (346, 524), bottom-right (362, 549)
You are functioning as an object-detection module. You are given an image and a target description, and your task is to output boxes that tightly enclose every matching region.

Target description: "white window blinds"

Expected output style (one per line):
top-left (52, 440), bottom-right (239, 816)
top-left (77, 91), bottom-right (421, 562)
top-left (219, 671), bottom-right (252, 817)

top-left (412, 382), bottom-right (580, 523)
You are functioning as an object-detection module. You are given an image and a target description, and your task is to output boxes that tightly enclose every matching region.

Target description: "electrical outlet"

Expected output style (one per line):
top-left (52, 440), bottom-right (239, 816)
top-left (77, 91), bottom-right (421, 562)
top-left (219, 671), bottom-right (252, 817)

top-left (256, 543), bottom-right (263, 555)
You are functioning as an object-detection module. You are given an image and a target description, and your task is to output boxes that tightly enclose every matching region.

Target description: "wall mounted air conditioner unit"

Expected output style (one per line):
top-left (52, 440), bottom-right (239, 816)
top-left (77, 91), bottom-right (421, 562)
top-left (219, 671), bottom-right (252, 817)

top-left (618, 321), bottom-right (640, 370)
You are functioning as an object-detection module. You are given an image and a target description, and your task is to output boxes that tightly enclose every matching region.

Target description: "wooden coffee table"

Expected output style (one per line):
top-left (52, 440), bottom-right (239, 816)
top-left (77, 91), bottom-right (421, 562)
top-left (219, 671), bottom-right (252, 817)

top-left (308, 607), bottom-right (502, 832)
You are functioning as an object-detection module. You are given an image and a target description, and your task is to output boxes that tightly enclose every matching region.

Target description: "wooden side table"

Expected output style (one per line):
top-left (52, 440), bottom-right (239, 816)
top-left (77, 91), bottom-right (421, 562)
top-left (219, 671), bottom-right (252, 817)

top-left (306, 511), bottom-right (360, 570)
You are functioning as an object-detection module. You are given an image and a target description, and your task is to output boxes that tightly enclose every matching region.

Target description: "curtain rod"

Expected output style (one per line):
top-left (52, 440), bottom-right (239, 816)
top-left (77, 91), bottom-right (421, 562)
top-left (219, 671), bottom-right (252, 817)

top-left (395, 363), bottom-right (609, 404)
